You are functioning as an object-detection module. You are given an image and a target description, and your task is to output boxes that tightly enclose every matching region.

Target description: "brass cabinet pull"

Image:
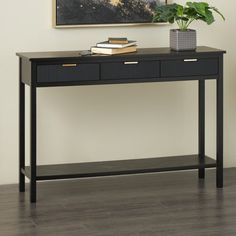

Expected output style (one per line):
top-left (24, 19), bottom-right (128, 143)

top-left (124, 61), bottom-right (139, 65)
top-left (62, 64), bottom-right (77, 67)
top-left (184, 59), bottom-right (198, 62)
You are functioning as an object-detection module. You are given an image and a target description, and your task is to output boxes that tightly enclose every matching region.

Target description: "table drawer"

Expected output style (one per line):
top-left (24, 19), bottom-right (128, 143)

top-left (161, 58), bottom-right (218, 77)
top-left (37, 64), bottom-right (99, 83)
top-left (101, 61), bottom-right (160, 80)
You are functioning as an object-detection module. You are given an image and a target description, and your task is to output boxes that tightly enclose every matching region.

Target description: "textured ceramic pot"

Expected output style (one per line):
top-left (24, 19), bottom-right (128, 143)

top-left (170, 29), bottom-right (197, 51)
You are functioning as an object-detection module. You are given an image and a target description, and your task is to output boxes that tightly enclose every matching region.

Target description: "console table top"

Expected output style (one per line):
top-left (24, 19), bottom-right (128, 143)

top-left (16, 46), bottom-right (226, 61)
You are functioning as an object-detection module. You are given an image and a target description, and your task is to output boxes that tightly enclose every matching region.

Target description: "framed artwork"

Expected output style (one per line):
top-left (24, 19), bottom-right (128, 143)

top-left (53, 0), bottom-right (168, 28)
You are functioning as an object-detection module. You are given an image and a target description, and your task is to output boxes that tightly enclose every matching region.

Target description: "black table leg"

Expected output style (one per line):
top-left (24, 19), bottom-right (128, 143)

top-left (199, 79), bottom-right (205, 179)
top-left (217, 55), bottom-right (224, 188)
top-left (19, 58), bottom-right (25, 192)
top-left (30, 70), bottom-right (37, 203)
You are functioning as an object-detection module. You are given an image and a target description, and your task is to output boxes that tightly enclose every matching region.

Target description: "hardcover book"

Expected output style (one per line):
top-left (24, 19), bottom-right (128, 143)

top-left (91, 46), bottom-right (137, 55)
top-left (108, 37), bottom-right (129, 44)
top-left (96, 40), bottom-right (137, 49)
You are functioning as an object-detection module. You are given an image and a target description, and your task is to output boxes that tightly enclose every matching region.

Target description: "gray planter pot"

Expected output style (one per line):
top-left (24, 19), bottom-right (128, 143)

top-left (170, 29), bottom-right (197, 51)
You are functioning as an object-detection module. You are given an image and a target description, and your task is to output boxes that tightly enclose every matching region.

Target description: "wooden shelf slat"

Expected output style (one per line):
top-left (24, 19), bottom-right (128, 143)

top-left (21, 155), bottom-right (216, 181)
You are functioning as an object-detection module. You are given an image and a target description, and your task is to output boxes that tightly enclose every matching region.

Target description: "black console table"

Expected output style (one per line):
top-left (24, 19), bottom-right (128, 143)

top-left (17, 47), bottom-right (226, 203)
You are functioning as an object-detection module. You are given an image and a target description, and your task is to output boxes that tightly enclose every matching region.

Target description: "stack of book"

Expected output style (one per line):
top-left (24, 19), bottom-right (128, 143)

top-left (91, 38), bottom-right (137, 55)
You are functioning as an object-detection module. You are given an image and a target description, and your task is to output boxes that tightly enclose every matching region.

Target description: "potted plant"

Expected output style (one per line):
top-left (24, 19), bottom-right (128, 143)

top-left (153, 2), bottom-right (225, 51)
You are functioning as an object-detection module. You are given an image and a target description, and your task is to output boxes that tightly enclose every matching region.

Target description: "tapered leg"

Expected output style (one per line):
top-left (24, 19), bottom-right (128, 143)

top-left (30, 85), bottom-right (37, 202)
top-left (19, 58), bottom-right (25, 192)
top-left (198, 80), bottom-right (205, 179)
top-left (217, 56), bottom-right (224, 188)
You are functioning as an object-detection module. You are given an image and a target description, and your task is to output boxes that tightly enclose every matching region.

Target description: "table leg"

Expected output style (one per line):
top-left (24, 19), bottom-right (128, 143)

top-left (198, 79), bottom-right (205, 179)
top-left (30, 84), bottom-right (37, 203)
top-left (19, 58), bottom-right (25, 192)
top-left (217, 56), bottom-right (224, 188)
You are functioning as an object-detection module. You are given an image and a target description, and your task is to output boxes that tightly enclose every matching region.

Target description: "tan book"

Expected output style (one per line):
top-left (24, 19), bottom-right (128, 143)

top-left (91, 46), bottom-right (137, 55)
top-left (108, 37), bottom-right (128, 44)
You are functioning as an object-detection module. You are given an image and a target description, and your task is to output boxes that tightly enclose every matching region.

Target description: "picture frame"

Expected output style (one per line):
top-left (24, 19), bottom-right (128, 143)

top-left (53, 0), bottom-right (168, 28)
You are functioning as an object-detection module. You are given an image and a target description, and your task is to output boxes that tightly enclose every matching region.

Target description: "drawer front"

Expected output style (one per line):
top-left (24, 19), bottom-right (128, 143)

top-left (37, 64), bottom-right (99, 83)
top-left (161, 58), bottom-right (218, 77)
top-left (101, 61), bottom-right (160, 80)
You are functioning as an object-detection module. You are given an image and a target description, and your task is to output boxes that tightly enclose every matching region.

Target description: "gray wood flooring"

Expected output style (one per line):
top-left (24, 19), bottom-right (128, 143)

top-left (1, 168), bottom-right (236, 236)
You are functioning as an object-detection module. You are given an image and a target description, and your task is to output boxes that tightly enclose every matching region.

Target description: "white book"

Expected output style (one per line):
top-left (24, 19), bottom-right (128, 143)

top-left (96, 40), bottom-right (137, 49)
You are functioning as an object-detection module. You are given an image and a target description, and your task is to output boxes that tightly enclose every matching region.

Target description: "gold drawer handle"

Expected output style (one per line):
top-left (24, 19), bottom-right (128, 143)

top-left (62, 64), bottom-right (77, 67)
top-left (124, 61), bottom-right (139, 65)
top-left (184, 59), bottom-right (198, 62)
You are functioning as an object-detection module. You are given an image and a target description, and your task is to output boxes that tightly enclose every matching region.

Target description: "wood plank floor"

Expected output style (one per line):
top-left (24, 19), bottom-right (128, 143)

top-left (1, 168), bottom-right (236, 236)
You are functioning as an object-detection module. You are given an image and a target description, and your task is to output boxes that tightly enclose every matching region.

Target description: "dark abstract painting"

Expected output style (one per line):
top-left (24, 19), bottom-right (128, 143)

top-left (54, 0), bottom-right (167, 27)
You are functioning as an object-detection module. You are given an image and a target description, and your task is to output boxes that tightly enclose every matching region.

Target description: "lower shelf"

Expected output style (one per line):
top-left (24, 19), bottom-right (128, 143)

top-left (22, 155), bottom-right (216, 181)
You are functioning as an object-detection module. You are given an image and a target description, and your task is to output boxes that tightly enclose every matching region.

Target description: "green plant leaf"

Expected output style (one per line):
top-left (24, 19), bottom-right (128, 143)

top-left (187, 2), bottom-right (209, 16)
top-left (153, 4), bottom-right (179, 23)
top-left (204, 9), bottom-right (215, 24)
top-left (211, 7), bottom-right (225, 20)
top-left (176, 4), bottom-right (184, 17)
top-left (184, 8), bottom-right (197, 18)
